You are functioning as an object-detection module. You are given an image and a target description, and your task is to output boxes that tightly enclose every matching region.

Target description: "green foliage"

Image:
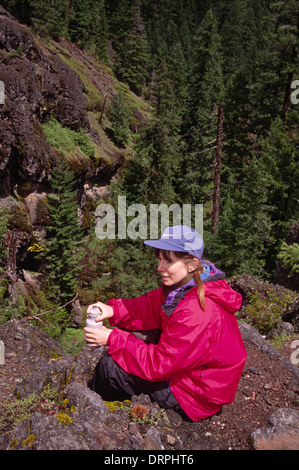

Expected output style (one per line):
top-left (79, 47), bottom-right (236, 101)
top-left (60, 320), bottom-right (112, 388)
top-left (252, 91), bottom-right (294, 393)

top-left (1, 0), bottom-right (109, 61)
top-left (278, 242), bottom-right (299, 276)
top-left (115, 4), bottom-right (151, 95)
top-left (0, 384), bottom-right (60, 437)
top-left (241, 290), bottom-right (297, 335)
top-left (43, 119), bottom-right (96, 160)
top-left (182, 8), bottom-right (224, 205)
top-left (40, 307), bottom-right (70, 341)
top-left (0, 208), bottom-right (10, 302)
top-left (92, 240), bottom-right (160, 301)
top-left (1, 0), bottom-right (298, 291)
top-left (0, 290), bottom-right (27, 324)
top-left (68, 0), bottom-right (109, 62)
top-left (59, 328), bottom-right (85, 354)
top-left (40, 157), bottom-right (84, 303)
top-left (206, 155), bottom-right (275, 279)
top-left (107, 92), bottom-right (131, 147)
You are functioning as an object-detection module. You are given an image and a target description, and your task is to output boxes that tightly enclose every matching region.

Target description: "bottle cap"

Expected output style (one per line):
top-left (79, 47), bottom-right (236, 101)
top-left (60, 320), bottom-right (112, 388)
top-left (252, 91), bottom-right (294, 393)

top-left (89, 306), bottom-right (101, 317)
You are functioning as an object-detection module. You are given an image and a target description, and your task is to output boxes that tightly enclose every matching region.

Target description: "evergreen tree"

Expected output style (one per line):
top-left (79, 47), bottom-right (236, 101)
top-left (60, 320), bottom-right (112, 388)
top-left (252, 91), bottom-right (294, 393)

top-left (115, 3), bottom-right (151, 95)
top-left (1, 0), bottom-right (67, 39)
top-left (40, 157), bottom-right (84, 302)
top-left (31, 0), bottom-right (68, 39)
top-left (183, 8), bottom-right (224, 205)
top-left (0, 208), bottom-right (10, 304)
top-left (68, 0), bottom-right (109, 62)
top-left (108, 91), bottom-right (131, 147)
top-left (258, 112), bottom-right (299, 273)
top-left (207, 155), bottom-right (275, 278)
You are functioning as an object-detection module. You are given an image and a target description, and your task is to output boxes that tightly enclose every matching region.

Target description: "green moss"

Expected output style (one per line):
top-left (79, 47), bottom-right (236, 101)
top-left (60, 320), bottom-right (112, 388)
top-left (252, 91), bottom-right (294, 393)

top-left (42, 118), bottom-right (99, 163)
top-left (242, 290), bottom-right (297, 335)
top-left (9, 438), bottom-right (18, 450)
top-left (55, 411), bottom-right (73, 425)
top-left (0, 384), bottom-right (61, 436)
top-left (6, 196), bottom-right (32, 233)
top-left (59, 328), bottom-right (85, 354)
top-left (54, 397), bottom-right (75, 425)
top-left (22, 434), bottom-right (36, 448)
top-left (104, 400), bottom-right (131, 412)
top-left (65, 363), bottom-right (76, 386)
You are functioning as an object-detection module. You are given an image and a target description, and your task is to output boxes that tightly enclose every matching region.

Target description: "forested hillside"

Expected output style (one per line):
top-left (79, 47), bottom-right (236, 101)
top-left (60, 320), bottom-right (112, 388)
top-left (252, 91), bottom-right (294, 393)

top-left (0, 0), bottom-right (298, 331)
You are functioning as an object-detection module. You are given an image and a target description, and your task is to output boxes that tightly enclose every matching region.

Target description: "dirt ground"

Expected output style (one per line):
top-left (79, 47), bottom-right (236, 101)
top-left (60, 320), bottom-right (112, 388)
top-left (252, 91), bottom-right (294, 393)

top-left (0, 333), bottom-right (298, 450)
top-left (175, 336), bottom-right (299, 450)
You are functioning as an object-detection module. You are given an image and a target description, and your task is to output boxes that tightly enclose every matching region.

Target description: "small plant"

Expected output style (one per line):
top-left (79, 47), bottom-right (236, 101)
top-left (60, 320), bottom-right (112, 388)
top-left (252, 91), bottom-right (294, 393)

top-left (0, 384), bottom-right (61, 436)
top-left (107, 92), bottom-right (131, 147)
top-left (43, 118), bottom-right (97, 160)
top-left (270, 331), bottom-right (295, 351)
top-left (278, 242), bottom-right (299, 276)
top-left (59, 328), bottom-right (85, 354)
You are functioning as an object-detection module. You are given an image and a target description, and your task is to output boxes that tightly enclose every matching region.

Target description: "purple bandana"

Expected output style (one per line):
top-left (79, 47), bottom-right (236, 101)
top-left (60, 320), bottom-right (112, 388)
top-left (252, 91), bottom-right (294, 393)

top-left (162, 279), bottom-right (196, 316)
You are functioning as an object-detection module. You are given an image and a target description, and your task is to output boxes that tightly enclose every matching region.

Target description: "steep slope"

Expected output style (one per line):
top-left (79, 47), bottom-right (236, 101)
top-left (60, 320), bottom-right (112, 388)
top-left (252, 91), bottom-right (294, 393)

top-left (0, 5), bottom-right (152, 197)
top-left (0, 5), bottom-right (152, 279)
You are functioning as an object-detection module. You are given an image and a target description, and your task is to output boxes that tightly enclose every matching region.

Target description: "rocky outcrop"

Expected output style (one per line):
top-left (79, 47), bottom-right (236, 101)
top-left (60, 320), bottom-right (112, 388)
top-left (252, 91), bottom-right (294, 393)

top-left (252, 408), bottom-right (299, 450)
top-left (229, 274), bottom-right (298, 335)
top-left (0, 317), bottom-right (298, 451)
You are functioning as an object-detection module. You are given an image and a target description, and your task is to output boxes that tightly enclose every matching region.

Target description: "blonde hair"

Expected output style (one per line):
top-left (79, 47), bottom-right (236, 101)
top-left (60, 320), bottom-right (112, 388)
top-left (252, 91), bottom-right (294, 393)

top-left (154, 249), bottom-right (205, 310)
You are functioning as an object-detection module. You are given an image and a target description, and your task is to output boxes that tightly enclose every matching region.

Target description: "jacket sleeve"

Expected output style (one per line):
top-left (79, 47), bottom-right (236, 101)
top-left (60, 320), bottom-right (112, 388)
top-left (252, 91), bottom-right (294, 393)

top-left (106, 303), bottom-right (215, 382)
top-left (107, 288), bottom-right (164, 331)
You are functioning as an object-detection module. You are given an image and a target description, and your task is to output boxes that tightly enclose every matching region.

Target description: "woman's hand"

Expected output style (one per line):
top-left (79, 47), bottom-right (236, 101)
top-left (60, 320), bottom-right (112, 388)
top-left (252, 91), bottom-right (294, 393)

top-left (84, 325), bottom-right (112, 347)
top-left (84, 301), bottom-right (114, 347)
top-left (87, 301), bottom-right (114, 323)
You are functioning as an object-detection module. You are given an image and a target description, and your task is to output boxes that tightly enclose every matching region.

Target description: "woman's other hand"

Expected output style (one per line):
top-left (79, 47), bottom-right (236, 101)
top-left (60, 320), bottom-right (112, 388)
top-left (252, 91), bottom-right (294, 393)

top-left (84, 325), bottom-right (112, 347)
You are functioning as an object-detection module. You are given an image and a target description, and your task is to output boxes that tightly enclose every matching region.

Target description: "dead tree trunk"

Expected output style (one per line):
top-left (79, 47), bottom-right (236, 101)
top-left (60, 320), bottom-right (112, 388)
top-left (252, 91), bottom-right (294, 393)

top-left (99, 95), bottom-right (107, 125)
top-left (212, 104), bottom-right (223, 235)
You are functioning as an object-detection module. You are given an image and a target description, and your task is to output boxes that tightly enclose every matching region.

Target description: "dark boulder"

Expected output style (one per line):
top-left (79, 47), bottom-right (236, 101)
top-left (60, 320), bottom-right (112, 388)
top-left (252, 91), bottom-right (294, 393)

top-left (0, 8), bottom-right (90, 197)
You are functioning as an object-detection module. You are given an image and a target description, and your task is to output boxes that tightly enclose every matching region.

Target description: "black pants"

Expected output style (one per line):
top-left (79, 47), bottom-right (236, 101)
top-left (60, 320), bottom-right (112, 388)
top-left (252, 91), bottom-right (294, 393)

top-left (89, 352), bottom-right (191, 420)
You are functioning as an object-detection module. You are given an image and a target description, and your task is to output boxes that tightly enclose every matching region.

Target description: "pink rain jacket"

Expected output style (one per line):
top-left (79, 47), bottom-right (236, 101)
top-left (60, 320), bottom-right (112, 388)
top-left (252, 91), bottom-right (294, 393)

top-left (106, 279), bottom-right (247, 421)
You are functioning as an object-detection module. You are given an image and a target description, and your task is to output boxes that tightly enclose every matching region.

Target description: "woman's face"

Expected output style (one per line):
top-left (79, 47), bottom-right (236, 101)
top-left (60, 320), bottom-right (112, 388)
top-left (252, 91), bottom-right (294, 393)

top-left (157, 251), bottom-right (194, 287)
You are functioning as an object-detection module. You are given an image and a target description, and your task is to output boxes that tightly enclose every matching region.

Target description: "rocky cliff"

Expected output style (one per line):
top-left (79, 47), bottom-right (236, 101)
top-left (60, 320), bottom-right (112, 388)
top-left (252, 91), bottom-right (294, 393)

top-left (0, 5), bottom-right (151, 286)
top-left (0, 5), bottom-right (89, 197)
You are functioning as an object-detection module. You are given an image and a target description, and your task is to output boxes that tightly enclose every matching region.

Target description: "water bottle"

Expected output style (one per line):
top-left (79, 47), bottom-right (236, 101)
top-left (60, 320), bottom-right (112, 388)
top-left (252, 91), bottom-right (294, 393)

top-left (86, 306), bottom-right (103, 348)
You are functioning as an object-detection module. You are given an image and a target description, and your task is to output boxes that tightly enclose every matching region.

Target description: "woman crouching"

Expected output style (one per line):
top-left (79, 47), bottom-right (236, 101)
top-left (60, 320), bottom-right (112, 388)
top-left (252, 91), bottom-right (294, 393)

top-left (84, 225), bottom-right (247, 422)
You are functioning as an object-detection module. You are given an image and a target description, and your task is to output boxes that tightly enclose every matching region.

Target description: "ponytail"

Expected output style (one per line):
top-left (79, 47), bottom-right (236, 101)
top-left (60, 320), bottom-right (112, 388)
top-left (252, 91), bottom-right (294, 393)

top-left (194, 265), bottom-right (205, 311)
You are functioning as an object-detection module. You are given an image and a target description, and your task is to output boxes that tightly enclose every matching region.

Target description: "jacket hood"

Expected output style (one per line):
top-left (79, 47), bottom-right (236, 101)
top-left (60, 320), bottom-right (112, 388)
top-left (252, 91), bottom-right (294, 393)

top-left (162, 259), bottom-right (242, 315)
top-left (201, 259), bottom-right (225, 283)
top-left (203, 279), bottom-right (242, 313)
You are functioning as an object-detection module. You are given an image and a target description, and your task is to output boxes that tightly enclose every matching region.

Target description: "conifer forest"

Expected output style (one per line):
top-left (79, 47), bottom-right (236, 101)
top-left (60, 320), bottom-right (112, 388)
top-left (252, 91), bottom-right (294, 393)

top-left (0, 0), bottom-right (298, 335)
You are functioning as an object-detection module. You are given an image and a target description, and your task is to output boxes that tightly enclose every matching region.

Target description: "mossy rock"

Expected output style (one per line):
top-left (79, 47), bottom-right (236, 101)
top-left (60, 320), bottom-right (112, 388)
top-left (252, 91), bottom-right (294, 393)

top-left (230, 274), bottom-right (297, 335)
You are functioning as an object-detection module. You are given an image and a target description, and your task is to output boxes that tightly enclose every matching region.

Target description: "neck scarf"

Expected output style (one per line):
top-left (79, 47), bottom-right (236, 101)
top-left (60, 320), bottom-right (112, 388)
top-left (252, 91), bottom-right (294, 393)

top-left (162, 278), bottom-right (196, 316)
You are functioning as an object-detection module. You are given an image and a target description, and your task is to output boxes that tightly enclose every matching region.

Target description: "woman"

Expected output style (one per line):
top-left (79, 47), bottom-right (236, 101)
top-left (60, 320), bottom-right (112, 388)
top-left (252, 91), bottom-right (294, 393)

top-left (84, 225), bottom-right (247, 421)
